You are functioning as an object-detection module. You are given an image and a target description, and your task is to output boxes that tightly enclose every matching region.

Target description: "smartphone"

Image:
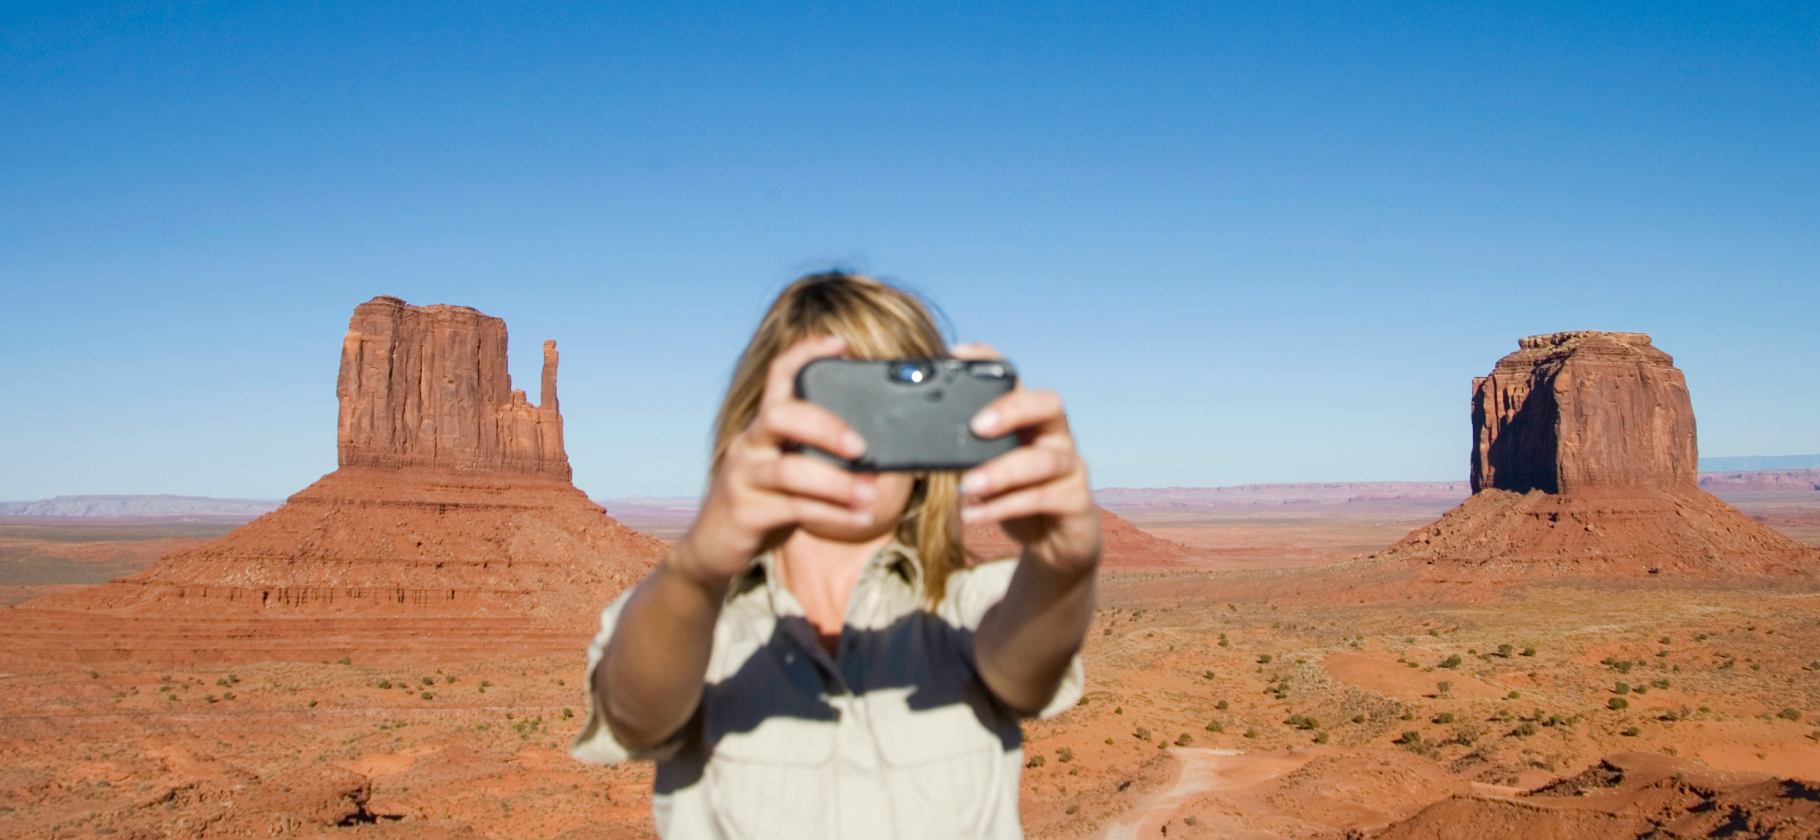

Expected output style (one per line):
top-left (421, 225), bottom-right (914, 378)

top-left (795, 358), bottom-right (1019, 471)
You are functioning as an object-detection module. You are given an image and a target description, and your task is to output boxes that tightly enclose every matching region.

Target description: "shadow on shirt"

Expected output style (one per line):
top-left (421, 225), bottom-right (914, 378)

top-left (654, 609), bottom-right (1020, 794)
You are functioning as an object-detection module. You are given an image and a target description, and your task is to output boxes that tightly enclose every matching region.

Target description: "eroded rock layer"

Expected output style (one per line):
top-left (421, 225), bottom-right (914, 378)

top-left (338, 296), bottom-right (569, 477)
top-left (1472, 331), bottom-right (1697, 495)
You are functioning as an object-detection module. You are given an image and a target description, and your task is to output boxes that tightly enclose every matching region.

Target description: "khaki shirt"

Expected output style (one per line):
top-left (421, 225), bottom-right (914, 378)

top-left (570, 544), bottom-right (1084, 839)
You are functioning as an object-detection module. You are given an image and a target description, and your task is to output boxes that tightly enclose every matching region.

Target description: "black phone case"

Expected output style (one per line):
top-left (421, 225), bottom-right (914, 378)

top-left (795, 358), bottom-right (1019, 471)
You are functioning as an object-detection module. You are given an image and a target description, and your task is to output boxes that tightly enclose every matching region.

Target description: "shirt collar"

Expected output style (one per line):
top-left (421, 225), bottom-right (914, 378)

top-left (741, 540), bottom-right (923, 616)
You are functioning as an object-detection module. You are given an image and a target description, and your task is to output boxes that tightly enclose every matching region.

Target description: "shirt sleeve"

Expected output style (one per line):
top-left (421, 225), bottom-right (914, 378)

top-left (947, 559), bottom-right (1087, 720)
top-left (568, 586), bottom-right (691, 764)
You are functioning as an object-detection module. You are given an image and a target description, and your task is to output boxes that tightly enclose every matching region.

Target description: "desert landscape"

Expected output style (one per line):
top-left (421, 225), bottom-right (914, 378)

top-left (4, 308), bottom-right (1820, 840)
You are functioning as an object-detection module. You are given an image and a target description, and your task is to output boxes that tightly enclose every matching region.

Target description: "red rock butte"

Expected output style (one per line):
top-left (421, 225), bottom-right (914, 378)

top-left (8, 297), bottom-right (664, 664)
top-left (1377, 331), bottom-right (1817, 577)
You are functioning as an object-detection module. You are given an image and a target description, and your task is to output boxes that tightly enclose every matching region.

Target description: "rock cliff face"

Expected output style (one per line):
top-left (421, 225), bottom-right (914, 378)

top-left (21, 297), bottom-right (662, 662)
top-left (338, 296), bottom-right (568, 478)
top-left (1377, 331), bottom-right (1816, 578)
top-left (1471, 331), bottom-right (1697, 494)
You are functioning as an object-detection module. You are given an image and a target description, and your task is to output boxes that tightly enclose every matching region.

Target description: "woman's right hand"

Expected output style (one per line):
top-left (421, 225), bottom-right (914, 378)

top-left (671, 334), bottom-right (879, 588)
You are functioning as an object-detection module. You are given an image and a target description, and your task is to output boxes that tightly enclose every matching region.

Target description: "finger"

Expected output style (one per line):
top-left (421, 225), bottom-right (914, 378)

top-left (971, 389), bottom-right (1067, 439)
top-left (751, 401), bottom-right (865, 459)
top-left (752, 453), bottom-right (878, 509)
top-left (959, 480), bottom-right (1092, 524)
top-left (950, 342), bottom-right (1004, 362)
top-left (731, 488), bottom-right (874, 535)
top-left (959, 445), bottom-right (1078, 499)
top-left (762, 334), bottom-right (848, 411)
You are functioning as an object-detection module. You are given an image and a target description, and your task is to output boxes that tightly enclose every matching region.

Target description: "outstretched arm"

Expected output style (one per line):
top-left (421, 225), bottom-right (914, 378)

top-left (595, 335), bottom-right (878, 749)
top-left (959, 347), bottom-right (1103, 715)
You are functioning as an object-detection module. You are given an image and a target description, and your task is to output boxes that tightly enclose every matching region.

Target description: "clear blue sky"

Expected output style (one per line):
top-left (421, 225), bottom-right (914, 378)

top-left (3, 1), bottom-right (1816, 501)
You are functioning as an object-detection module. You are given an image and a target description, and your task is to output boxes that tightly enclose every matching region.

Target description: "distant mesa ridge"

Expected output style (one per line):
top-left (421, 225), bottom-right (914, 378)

top-left (0, 495), bottom-right (280, 518)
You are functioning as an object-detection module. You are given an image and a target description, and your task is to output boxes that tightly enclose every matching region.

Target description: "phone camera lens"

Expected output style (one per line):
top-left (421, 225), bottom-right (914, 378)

top-left (893, 362), bottom-right (929, 384)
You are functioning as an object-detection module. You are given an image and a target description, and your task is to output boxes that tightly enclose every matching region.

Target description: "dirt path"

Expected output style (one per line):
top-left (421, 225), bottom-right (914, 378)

top-left (1098, 748), bottom-right (1312, 840)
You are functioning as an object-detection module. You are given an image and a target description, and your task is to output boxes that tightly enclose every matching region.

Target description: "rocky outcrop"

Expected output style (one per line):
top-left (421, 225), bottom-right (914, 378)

top-left (1471, 331), bottom-right (1697, 494)
top-left (338, 296), bottom-right (568, 478)
top-left (1377, 331), bottom-right (1817, 578)
top-left (18, 297), bottom-right (663, 662)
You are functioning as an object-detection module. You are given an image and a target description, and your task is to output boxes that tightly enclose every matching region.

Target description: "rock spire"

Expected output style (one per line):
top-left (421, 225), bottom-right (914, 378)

top-left (337, 296), bottom-right (568, 478)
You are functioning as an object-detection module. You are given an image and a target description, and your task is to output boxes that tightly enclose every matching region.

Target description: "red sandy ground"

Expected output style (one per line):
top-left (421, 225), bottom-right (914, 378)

top-left (4, 488), bottom-right (1820, 838)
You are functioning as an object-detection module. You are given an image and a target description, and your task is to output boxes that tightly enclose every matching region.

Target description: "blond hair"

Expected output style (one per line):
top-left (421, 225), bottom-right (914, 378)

top-left (712, 272), bottom-right (970, 605)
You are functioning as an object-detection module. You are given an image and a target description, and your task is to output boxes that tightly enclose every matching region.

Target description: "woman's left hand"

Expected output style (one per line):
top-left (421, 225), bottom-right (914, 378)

top-left (955, 344), bottom-right (1102, 575)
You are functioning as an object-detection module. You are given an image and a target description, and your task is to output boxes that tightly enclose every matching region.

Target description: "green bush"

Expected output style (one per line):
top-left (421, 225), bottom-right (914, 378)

top-left (420, 691), bottom-right (433, 700)
top-left (1134, 727), bottom-right (1151, 740)
top-left (377, 680), bottom-right (392, 690)
top-left (1622, 726), bottom-right (1640, 737)
top-left (1203, 670), bottom-right (1215, 680)
top-left (1778, 708), bottom-right (1803, 722)
top-left (1434, 712), bottom-right (1455, 724)
top-left (1175, 733), bottom-right (1193, 746)
top-left (1057, 747), bottom-right (1073, 763)
top-left (1285, 714), bottom-right (1319, 731)
top-left (1205, 720), bottom-right (1224, 733)
top-left (337, 657), bottom-right (351, 665)
top-left (1026, 754), bottom-right (1045, 768)
top-left (1614, 681), bottom-right (1630, 694)
top-left (1351, 715), bottom-right (1366, 724)
top-left (1395, 731), bottom-right (1422, 745)
top-left (1243, 727), bottom-right (1259, 739)
top-left (1507, 691), bottom-right (1521, 700)
top-left (1521, 647), bottom-right (1537, 657)
top-left (1609, 697), bottom-right (1630, 711)
top-left (562, 708), bottom-right (574, 719)
top-left (1437, 680), bottom-right (1453, 697)
top-left (1313, 731), bottom-right (1329, 744)
top-left (1511, 721), bottom-right (1538, 737)
top-left (1439, 655), bottom-right (1462, 669)
top-left (1497, 644), bottom-right (1513, 657)
top-left (1215, 700), bottom-right (1229, 711)
top-left (1258, 654), bottom-right (1273, 664)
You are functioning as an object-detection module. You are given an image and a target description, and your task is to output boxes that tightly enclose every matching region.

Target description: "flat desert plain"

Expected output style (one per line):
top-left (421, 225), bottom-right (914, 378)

top-left (3, 488), bottom-right (1819, 839)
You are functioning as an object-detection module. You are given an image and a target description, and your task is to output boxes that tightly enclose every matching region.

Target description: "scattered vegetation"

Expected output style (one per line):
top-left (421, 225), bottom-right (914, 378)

top-left (1609, 698), bottom-right (1630, 711)
top-left (1439, 655), bottom-right (1462, 669)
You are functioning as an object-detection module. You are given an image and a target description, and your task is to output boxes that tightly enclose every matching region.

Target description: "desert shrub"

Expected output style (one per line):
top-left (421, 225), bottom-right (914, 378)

top-left (1498, 644), bottom-right (1513, 657)
top-left (1351, 715), bottom-right (1366, 724)
top-left (1511, 721), bottom-right (1538, 737)
top-left (1105, 737), bottom-right (1114, 744)
top-left (1437, 681), bottom-right (1453, 697)
top-left (1216, 700), bottom-right (1229, 711)
top-left (1751, 663), bottom-right (1761, 671)
top-left (1206, 720), bottom-right (1224, 733)
top-left (1027, 755), bottom-right (1046, 768)
top-left (420, 691), bottom-right (433, 700)
top-left (1428, 629), bottom-right (1439, 636)
top-left (1778, 708), bottom-right (1803, 722)
top-left (205, 695), bottom-right (217, 703)
top-left (445, 675), bottom-right (457, 684)
top-left (1057, 747), bottom-right (1074, 763)
top-left (1720, 660), bottom-right (1735, 670)
top-left (422, 676), bottom-right (434, 686)
top-left (223, 692), bottom-right (234, 700)
top-left (308, 699), bottom-right (318, 708)
top-left (1115, 706), bottom-right (1123, 715)
top-left (1258, 654), bottom-right (1273, 664)
top-left (377, 680), bottom-right (392, 690)
top-left (1622, 726), bottom-right (1640, 737)
top-left (1609, 698), bottom-right (1630, 711)
top-left (475, 723), bottom-right (489, 731)
top-left (1521, 647), bottom-right (1537, 657)
top-left (1394, 731), bottom-right (1421, 745)
top-left (1285, 714), bottom-right (1319, 731)
top-left (337, 657), bottom-right (351, 665)
top-left (1203, 670), bottom-right (1215, 680)
top-left (562, 707), bottom-right (574, 719)
top-left (1243, 728), bottom-right (1259, 739)
top-left (1651, 678), bottom-right (1671, 689)
top-left (1508, 691), bottom-right (1521, 700)
top-left (1134, 727), bottom-right (1151, 740)
top-left (1614, 681), bottom-right (1630, 694)
top-left (1439, 655), bottom-right (1462, 669)
top-left (1634, 686), bottom-right (1648, 695)
top-left (1176, 733), bottom-right (1193, 746)
top-left (1218, 634), bottom-right (1230, 647)
top-left (1434, 712), bottom-right (1455, 724)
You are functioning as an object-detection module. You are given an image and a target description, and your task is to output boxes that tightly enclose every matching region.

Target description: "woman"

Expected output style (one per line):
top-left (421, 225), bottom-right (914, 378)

top-left (571, 273), bottom-right (1101, 839)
